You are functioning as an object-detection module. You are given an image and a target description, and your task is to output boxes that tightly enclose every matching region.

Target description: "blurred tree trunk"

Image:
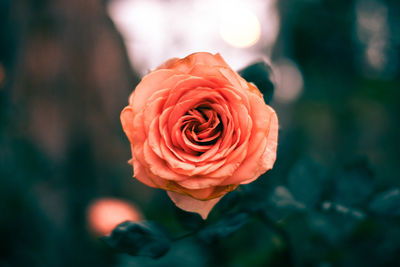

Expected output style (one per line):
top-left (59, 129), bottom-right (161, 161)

top-left (1, 0), bottom-right (140, 266)
top-left (10, 0), bottom-right (139, 162)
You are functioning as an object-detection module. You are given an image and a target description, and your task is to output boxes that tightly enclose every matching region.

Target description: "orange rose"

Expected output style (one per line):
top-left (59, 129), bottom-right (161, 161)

top-left (121, 52), bottom-right (278, 219)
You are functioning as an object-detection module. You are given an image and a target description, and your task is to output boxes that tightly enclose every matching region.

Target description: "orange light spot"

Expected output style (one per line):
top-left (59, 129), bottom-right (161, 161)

top-left (87, 198), bottom-right (142, 236)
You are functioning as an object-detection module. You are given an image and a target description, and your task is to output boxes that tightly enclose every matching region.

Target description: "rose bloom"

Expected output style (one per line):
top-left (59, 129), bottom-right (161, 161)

top-left (121, 52), bottom-right (278, 219)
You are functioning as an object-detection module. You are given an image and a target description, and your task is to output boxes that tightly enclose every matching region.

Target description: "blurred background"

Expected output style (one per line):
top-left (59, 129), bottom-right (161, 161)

top-left (1, 0), bottom-right (399, 266)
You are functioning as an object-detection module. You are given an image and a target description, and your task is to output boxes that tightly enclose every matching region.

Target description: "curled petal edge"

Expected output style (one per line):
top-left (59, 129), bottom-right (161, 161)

top-left (167, 191), bottom-right (223, 219)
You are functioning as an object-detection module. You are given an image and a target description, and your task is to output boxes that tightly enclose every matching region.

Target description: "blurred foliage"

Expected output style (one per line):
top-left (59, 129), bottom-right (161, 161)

top-left (1, 0), bottom-right (400, 266)
top-left (103, 221), bottom-right (171, 258)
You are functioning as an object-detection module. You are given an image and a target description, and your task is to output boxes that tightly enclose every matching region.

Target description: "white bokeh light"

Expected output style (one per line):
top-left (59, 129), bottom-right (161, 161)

top-left (107, 0), bottom-right (280, 75)
top-left (219, 5), bottom-right (261, 48)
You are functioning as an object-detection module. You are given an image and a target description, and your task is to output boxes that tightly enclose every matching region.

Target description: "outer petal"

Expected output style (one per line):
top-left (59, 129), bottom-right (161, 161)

top-left (258, 109), bottom-right (279, 173)
top-left (156, 57), bottom-right (179, 70)
top-left (219, 67), bottom-right (249, 91)
top-left (130, 69), bottom-right (177, 113)
top-left (220, 105), bottom-right (278, 185)
top-left (132, 144), bottom-right (169, 188)
top-left (143, 141), bottom-right (184, 181)
top-left (167, 191), bottom-right (223, 219)
top-left (120, 106), bottom-right (135, 143)
top-left (131, 157), bottom-right (156, 188)
top-left (166, 52), bottom-right (230, 73)
top-left (177, 175), bottom-right (223, 190)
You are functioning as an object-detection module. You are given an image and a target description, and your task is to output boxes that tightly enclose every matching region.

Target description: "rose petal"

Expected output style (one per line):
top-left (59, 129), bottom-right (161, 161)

top-left (218, 67), bottom-right (249, 91)
top-left (143, 95), bottom-right (167, 133)
top-left (189, 64), bottom-right (232, 86)
top-left (132, 144), bottom-right (169, 188)
top-left (247, 94), bottom-right (276, 156)
top-left (177, 176), bottom-right (222, 190)
top-left (130, 156), bottom-right (156, 187)
top-left (167, 185), bottom-right (216, 200)
top-left (143, 140), bottom-right (187, 181)
top-left (120, 107), bottom-right (135, 143)
top-left (130, 69), bottom-right (177, 113)
top-left (163, 76), bottom-right (218, 109)
top-left (131, 109), bottom-right (146, 143)
top-left (156, 57), bottom-right (179, 70)
top-left (257, 108), bottom-right (279, 174)
top-left (166, 52), bottom-right (230, 73)
top-left (220, 137), bottom-right (268, 185)
top-left (220, 107), bottom-right (278, 185)
top-left (167, 191), bottom-right (223, 219)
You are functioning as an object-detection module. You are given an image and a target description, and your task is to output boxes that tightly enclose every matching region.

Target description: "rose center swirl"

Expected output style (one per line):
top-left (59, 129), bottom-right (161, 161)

top-left (180, 105), bottom-right (223, 152)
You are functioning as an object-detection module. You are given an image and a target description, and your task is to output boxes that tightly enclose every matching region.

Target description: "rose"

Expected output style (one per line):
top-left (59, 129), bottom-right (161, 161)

top-left (121, 52), bottom-right (278, 219)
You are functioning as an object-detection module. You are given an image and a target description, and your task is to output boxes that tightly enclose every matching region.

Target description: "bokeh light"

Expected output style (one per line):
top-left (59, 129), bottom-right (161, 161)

top-left (219, 6), bottom-right (261, 48)
top-left (273, 59), bottom-right (304, 103)
top-left (355, 0), bottom-right (396, 78)
top-left (87, 198), bottom-right (142, 236)
top-left (107, 0), bottom-right (280, 74)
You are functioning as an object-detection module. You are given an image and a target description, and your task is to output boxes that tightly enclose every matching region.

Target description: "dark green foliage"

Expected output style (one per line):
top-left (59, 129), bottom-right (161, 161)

top-left (288, 158), bottom-right (326, 208)
top-left (102, 221), bottom-right (171, 259)
top-left (267, 185), bottom-right (306, 222)
top-left (333, 159), bottom-right (375, 206)
top-left (238, 62), bottom-right (274, 104)
top-left (175, 207), bottom-right (205, 231)
top-left (197, 212), bottom-right (250, 244)
top-left (369, 188), bottom-right (400, 217)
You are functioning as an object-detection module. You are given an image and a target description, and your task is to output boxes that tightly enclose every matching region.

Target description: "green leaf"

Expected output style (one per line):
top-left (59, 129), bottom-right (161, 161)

top-left (238, 62), bottom-right (274, 104)
top-left (175, 207), bottom-right (205, 231)
top-left (369, 188), bottom-right (400, 217)
top-left (215, 190), bottom-right (241, 213)
top-left (102, 221), bottom-right (171, 259)
top-left (197, 212), bottom-right (250, 244)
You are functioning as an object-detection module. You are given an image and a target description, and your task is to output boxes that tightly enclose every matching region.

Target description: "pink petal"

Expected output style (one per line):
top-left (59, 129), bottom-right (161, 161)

top-left (131, 144), bottom-right (168, 188)
top-left (180, 187), bottom-right (215, 199)
top-left (258, 108), bottom-right (279, 173)
top-left (220, 107), bottom-right (278, 186)
top-left (177, 176), bottom-right (222, 190)
top-left (246, 93), bottom-right (275, 157)
top-left (163, 76), bottom-right (217, 109)
top-left (218, 67), bottom-right (249, 91)
top-left (167, 191), bottom-right (223, 219)
top-left (130, 156), bottom-right (156, 188)
top-left (120, 107), bottom-right (135, 143)
top-left (156, 57), bottom-right (179, 70)
top-left (189, 64), bottom-right (231, 86)
top-left (143, 140), bottom-right (187, 181)
top-left (143, 95), bottom-right (166, 133)
top-left (132, 109), bottom-right (146, 143)
top-left (130, 69), bottom-right (176, 114)
top-left (166, 52), bottom-right (230, 74)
